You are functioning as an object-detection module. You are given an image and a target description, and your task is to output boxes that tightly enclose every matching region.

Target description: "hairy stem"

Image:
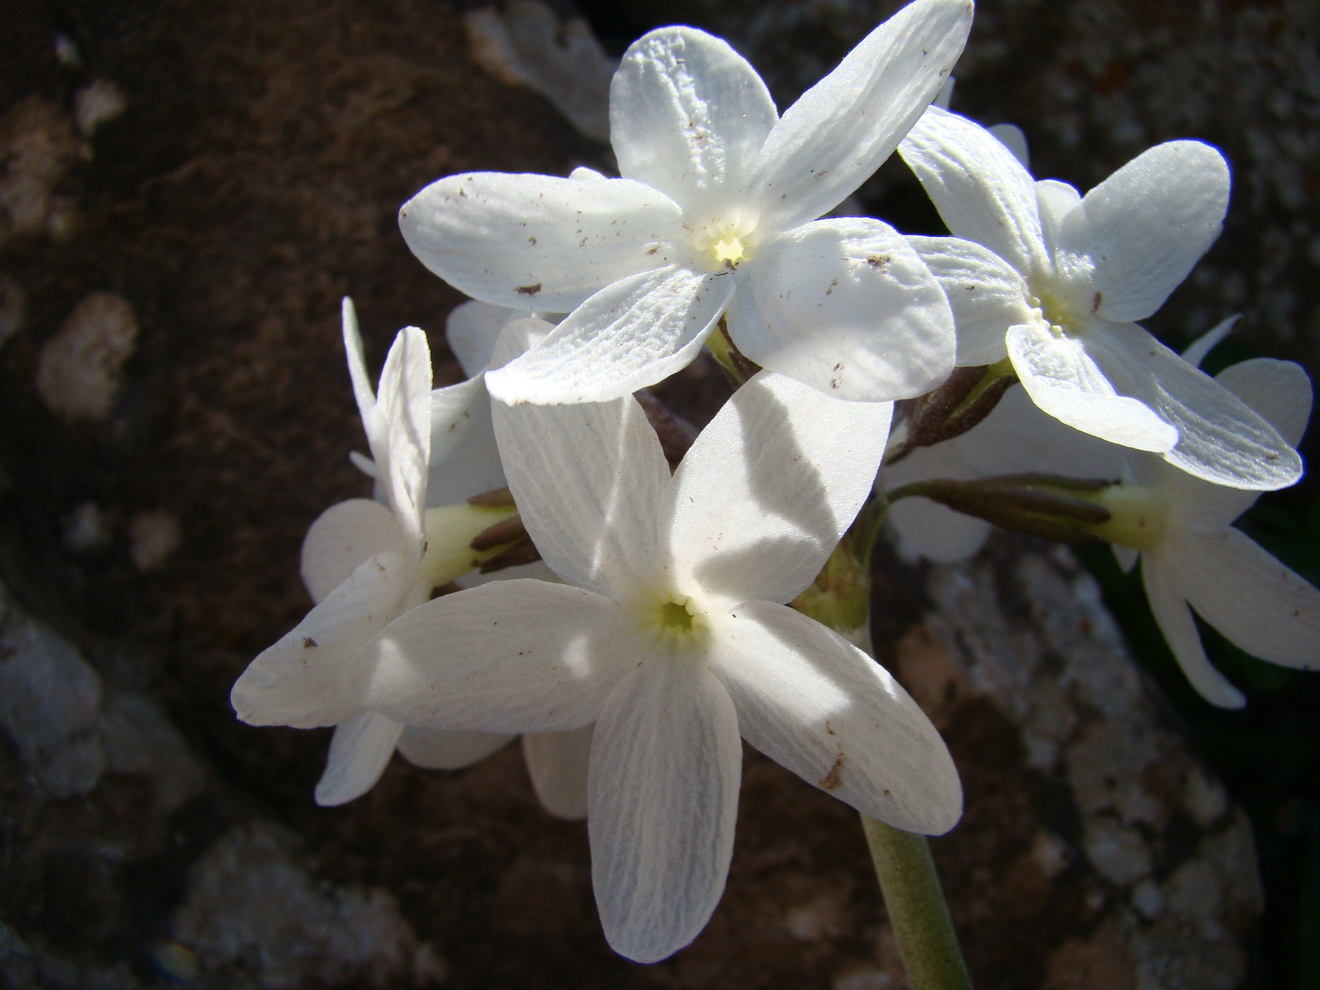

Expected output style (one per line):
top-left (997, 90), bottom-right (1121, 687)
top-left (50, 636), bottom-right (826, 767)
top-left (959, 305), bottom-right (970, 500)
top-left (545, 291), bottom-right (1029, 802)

top-left (861, 817), bottom-right (972, 990)
top-left (793, 497), bottom-right (972, 989)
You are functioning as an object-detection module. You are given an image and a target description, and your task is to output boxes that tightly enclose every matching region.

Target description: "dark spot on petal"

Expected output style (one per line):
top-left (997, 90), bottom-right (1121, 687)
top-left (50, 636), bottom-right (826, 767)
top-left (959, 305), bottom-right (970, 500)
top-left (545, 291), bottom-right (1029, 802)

top-left (516, 284), bottom-right (542, 297)
top-left (819, 751), bottom-right (845, 790)
top-left (302, 637), bottom-right (318, 649)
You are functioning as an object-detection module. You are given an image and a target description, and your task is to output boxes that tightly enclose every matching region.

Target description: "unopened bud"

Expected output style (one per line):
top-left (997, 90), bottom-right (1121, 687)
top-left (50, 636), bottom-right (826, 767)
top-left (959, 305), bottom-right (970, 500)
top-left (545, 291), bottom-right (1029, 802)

top-left (894, 359), bottom-right (1018, 458)
top-left (888, 473), bottom-right (1117, 544)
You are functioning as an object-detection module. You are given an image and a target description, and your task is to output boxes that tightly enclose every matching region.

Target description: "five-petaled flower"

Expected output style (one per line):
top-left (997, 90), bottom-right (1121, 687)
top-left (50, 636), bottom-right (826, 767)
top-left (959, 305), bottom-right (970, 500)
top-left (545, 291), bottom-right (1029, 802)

top-left (399, 0), bottom-right (974, 405)
top-left (348, 371), bottom-right (961, 962)
top-left (899, 105), bottom-right (1301, 491)
top-left (882, 321), bottom-right (1320, 708)
top-left (1099, 355), bottom-right (1320, 707)
top-left (230, 300), bottom-right (520, 805)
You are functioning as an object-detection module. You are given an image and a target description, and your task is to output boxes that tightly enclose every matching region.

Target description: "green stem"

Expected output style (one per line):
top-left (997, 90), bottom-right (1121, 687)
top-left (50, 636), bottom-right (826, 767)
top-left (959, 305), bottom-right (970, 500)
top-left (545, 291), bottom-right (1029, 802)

top-left (861, 817), bottom-right (972, 990)
top-left (793, 495), bottom-right (972, 989)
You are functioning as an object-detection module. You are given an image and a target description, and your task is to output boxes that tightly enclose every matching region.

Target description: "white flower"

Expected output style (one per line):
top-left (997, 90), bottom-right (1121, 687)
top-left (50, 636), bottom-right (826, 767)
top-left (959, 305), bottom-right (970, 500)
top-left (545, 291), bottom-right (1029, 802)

top-left (438, 300), bottom-right (597, 818)
top-left (349, 372), bottom-right (960, 962)
top-left (1101, 356), bottom-right (1320, 708)
top-left (898, 105), bottom-right (1301, 491)
top-left (881, 321), bottom-right (1320, 708)
top-left (400, 0), bottom-right (974, 404)
top-left (230, 301), bottom-right (519, 805)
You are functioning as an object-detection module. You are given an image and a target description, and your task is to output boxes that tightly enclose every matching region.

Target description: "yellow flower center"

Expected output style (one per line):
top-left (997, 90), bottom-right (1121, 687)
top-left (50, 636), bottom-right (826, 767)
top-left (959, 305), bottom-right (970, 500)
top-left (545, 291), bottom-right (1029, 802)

top-left (657, 599), bottom-right (696, 633)
top-left (712, 233), bottom-right (747, 268)
top-left (636, 589), bottom-right (709, 649)
top-left (691, 211), bottom-right (758, 271)
top-left (1028, 291), bottom-right (1073, 338)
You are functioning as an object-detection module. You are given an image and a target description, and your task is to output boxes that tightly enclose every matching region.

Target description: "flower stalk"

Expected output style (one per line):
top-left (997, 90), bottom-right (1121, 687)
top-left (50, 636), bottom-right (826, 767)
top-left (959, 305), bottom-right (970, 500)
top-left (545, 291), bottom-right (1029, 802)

top-left (793, 505), bottom-right (972, 989)
top-left (861, 816), bottom-right (972, 990)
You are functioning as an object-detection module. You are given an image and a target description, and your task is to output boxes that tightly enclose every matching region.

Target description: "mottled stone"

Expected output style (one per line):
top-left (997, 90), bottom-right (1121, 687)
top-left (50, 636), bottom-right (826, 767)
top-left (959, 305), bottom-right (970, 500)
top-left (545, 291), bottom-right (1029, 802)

top-left (891, 543), bottom-right (1262, 988)
top-left (172, 824), bottom-right (448, 989)
top-left (0, 612), bottom-right (105, 798)
top-left (72, 80), bottom-right (126, 139)
top-left (127, 510), bottom-right (181, 572)
top-left (35, 293), bottom-right (138, 423)
top-left (0, 97), bottom-right (81, 247)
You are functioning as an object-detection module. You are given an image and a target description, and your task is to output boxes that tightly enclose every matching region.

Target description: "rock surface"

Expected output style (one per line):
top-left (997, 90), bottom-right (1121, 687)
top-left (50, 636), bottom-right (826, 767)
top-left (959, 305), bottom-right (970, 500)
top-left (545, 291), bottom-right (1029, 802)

top-left (2, 1), bottom-right (1309, 987)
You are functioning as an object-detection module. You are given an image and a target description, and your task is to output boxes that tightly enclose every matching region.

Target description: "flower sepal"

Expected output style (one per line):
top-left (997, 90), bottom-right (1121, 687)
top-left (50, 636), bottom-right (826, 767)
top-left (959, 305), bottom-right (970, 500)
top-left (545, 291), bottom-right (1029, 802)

top-left (888, 472), bottom-right (1116, 544)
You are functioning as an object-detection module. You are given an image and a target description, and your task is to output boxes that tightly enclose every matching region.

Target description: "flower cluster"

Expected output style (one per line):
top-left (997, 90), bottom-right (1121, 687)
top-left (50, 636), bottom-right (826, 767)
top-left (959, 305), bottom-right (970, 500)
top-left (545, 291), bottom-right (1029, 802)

top-left (232, 0), bottom-right (1317, 967)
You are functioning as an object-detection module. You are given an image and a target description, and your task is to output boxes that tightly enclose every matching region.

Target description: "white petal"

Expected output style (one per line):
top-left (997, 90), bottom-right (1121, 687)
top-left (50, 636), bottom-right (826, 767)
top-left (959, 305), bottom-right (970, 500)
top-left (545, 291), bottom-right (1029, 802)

top-left (1035, 179), bottom-right (1081, 258)
top-left (522, 726), bottom-right (594, 820)
top-left (315, 711), bottom-right (404, 806)
top-left (908, 235), bottom-right (1029, 365)
top-left (989, 122), bottom-right (1029, 167)
top-left (360, 580), bottom-right (631, 733)
top-left (1059, 141), bottom-right (1229, 322)
top-left (1215, 357), bottom-right (1312, 449)
top-left (888, 496), bottom-right (992, 563)
top-left (1147, 357), bottom-right (1312, 531)
top-left (1179, 314), bottom-right (1238, 370)
top-left (341, 299), bottom-right (381, 445)
top-left (349, 449), bottom-right (377, 480)
top-left (485, 265), bottom-right (734, 405)
top-left (427, 376), bottom-right (504, 505)
top-left (1158, 464), bottom-right (1257, 534)
top-left (397, 726), bottom-right (514, 770)
top-left (611, 27), bottom-right (776, 208)
top-left (754, 0), bottom-right (974, 230)
top-left (492, 392), bottom-right (670, 598)
top-left (899, 106), bottom-right (1048, 276)
top-left (301, 499), bottom-right (407, 605)
top-left (1089, 322), bottom-right (1302, 489)
top-left (375, 327), bottom-right (433, 550)
top-left (453, 558), bottom-right (559, 590)
top-left (231, 551), bottom-right (414, 729)
top-left (732, 219), bottom-right (954, 400)
top-left (1006, 321), bottom-right (1179, 451)
top-left (976, 385), bottom-right (1126, 478)
top-left (399, 172), bottom-right (683, 312)
top-left (709, 602), bottom-right (961, 833)
top-left (1112, 544), bottom-right (1140, 573)
top-left (341, 300), bottom-right (391, 492)
top-left (445, 300), bottom-right (519, 375)
top-left (1170, 528), bottom-right (1320, 670)
top-left (589, 660), bottom-right (742, 963)
top-left (487, 316), bottom-right (553, 370)
top-left (1141, 557), bottom-right (1245, 708)
top-left (666, 370), bottom-right (891, 607)
top-left (881, 417), bottom-right (994, 563)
